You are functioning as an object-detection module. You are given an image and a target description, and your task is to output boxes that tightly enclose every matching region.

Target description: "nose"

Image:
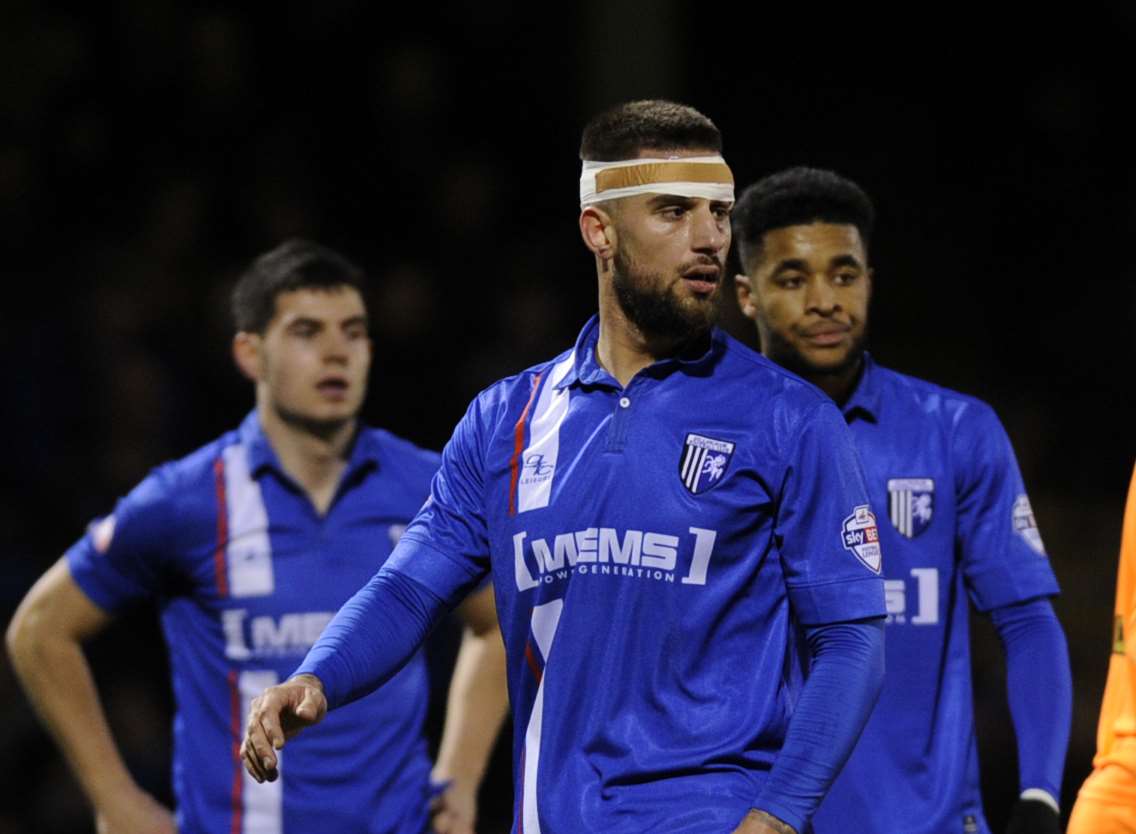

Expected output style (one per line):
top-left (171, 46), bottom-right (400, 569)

top-left (804, 279), bottom-right (840, 315)
top-left (691, 204), bottom-right (729, 256)
top-left (321, 330), bottom-right (351, 364)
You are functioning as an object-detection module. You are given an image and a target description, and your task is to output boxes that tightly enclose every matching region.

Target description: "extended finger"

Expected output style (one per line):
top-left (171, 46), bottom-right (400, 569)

top-left (241, 737), bottom-right (267, 783)
top-left (243, 710), bottom-right (280, 776)
top-left (258, 693), bottom-right (288, 749)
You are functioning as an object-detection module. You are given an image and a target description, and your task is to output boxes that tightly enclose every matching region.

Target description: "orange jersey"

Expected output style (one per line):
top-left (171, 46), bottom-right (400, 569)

top-left (1086, 463), bottom-right (1136, 787)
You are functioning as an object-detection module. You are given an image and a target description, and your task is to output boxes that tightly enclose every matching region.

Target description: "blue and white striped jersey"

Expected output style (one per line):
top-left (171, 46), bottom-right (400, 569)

top-left (811, 355), bottom-right (1061, 834)
top-left (67, 412), bottom-right (440, 834)
top-left (384, 315), bottom-right (887, 833)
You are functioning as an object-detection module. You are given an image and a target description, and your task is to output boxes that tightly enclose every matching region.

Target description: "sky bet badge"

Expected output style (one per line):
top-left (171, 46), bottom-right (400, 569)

top-left (842, 505), bottom-right (882, 573)
top-left (887, 478), bottom-right (934, 539)
top-left (679, 433), bottom-right (735, 495)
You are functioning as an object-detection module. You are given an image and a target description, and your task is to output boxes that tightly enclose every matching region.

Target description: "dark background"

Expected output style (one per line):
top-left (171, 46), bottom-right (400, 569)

top-left (2, 1), bottom-right (1134, 831)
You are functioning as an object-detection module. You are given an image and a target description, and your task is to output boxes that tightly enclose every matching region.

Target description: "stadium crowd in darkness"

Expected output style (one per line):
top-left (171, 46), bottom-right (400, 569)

top-left (2, 3), bottom-right (1134, 831)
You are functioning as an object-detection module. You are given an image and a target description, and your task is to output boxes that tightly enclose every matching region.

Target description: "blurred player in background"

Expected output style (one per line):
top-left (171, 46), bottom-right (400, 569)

top-left (241, 101), bottom-right (887, 834)
top-left (1067, 463), bottom-right (1136, 833)
top-left (6, 240), bottom-right (507, 834)
top-left (733, 167), bottom-right (1073, 834)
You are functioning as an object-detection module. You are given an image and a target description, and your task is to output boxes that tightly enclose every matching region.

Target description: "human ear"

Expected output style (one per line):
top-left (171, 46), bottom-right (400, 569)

top-left (579, 206), bottom-right (616, 257)
top-left (734, 273), bottom-right (758, 319)
top-left (232, 332), bottom-right (262, 382)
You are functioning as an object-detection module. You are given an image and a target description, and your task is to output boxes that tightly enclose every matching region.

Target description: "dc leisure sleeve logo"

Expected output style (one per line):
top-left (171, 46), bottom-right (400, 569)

top-left (679, 433), bottom-right (735, 495)
top-left (842, 505), bottom-right (882, 573)
top-left (1012, 494), bottom-right (1046, 555)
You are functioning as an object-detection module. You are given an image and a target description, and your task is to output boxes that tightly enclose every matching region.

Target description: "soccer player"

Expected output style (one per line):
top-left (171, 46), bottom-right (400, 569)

top-left (5, 240), bottom-right (507, 834)
top-left (1067, 462), bottom-right (1136, 834)
top-left (240, 101), bottom-right (887, 834)
top-left (732, 167), bottom-right (1073, 834)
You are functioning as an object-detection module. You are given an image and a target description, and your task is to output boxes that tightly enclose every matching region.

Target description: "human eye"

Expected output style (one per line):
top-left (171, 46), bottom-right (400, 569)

top-left (659, 204), bottom-right (687, 219)
top-left (834, 271), bottom-right (859, 286)
top-left (776, 274), bottom-right (804, 289)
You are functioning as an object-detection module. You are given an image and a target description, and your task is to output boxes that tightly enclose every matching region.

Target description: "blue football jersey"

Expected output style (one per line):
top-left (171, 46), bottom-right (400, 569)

top-left (384, 316), bottom-right (887, 834)
top-left (67, 412), bottom-right (440, 834)
top-left (811, 356), bottom-right (1060, 834)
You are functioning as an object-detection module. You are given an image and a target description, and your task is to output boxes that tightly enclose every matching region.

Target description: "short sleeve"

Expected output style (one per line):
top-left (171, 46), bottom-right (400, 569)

top-left (953, 402), bottom-right (1059, 611)
top-left (777, 402), bottom-right (887, 625)
top-left (65, 467), bottom-right (176, 613)
top-left (387, 396), bottom-right (492, 603)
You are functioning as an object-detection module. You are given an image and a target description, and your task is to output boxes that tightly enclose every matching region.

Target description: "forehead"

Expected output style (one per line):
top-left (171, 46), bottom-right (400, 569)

top-left (269, 286), bottom-right (366, 325)
top-left (760, 223), bottom-right (866, 264)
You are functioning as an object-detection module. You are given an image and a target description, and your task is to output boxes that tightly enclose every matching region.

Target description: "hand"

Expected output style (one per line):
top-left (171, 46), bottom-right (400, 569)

top-left (732, 809), bottom-right (797, 834)
top-left (1005, 798), bottom-right (1062, 834)
top-left (94, 784), bottom-right (176, 834)
top-left (240, 674), bottom-right (327, 783)
top-left (429, 779), bottom-right (478, 834)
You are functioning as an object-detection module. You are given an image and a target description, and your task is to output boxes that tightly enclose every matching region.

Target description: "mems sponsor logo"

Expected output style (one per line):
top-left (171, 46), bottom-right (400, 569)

top-left (512, 526), bottom-right (719, 591)
top-left (222, 609), bottom-right (335, 660)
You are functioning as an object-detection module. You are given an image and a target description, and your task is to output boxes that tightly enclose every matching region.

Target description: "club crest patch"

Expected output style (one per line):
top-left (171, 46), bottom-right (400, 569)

top-left (679, 433), bottom-right (735, 495)
top-left (1012, 494), bottom-right (1046, 555)
top-left (887, 478), bottom-right (934, 539)
top-left (842, 505), bottom-right (882, 573)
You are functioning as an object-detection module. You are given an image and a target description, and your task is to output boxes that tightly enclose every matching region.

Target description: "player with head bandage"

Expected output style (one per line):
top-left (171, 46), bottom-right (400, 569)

top-left (240, 101), bottom-right (887, 834)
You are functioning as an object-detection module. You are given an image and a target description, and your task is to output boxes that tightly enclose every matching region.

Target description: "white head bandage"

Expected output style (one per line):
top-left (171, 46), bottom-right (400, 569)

top-left (579, 155), bottom-right (734, 208)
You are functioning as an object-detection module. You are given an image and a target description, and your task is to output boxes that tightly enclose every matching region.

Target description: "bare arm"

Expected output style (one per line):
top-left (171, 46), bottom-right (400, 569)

top-left (430, 583), bottom-right (509, 834)
top-left (5, 558), bottom-right (175, 834)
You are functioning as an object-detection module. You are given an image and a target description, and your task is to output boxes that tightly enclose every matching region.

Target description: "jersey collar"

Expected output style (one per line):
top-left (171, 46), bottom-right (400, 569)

top-left (239, 410), bottom-right (382, 480)
top-left (841, 352), bottom-right (882, 423)
top-left (555, 314), bottom-right (725, 390)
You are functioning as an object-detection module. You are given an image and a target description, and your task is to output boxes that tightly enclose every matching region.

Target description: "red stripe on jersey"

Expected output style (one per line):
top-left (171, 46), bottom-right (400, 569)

top-left (508, 373), bottom-right (543, 517)
top-left (524, 639), bottom-right (543, 685)
top-left (227, 670), bottom-right (243, 834)
top-left (213, 457), bottom-right (229, 598)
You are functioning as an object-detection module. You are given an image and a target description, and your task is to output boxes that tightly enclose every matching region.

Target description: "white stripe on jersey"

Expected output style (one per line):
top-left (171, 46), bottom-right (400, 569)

top-left (222, 444), bottom-right (274, 597)
top-left (517, 354), bottom-right (576, 514)
top-left (522, 599), bottom-right (565, 834)
top-left (239, 670), bottom-right (282, 834)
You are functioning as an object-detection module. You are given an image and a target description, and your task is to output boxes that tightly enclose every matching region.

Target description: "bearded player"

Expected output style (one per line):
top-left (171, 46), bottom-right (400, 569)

top-left (240, 102), bottom-right (887, 834)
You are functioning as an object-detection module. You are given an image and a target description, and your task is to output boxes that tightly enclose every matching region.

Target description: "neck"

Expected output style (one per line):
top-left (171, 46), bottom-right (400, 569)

top-left (256, 391), bottom-right (355, 513)
top-left (594, 264), bottom-right (689, 387)
top-left (803, 356), bottom-right (864, 406)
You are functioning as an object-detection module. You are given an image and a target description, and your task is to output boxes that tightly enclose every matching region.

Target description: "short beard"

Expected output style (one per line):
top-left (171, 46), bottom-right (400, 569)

top-left (762, 324), bottom-right (869, 381)
top-left (612, 248), bottom-right (718, 347)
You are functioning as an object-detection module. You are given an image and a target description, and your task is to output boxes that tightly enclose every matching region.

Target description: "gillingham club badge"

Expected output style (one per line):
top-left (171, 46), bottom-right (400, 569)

top-left (887, 478), bottom-right (934, 539)
top-left (842, 505), bottom-right (882, 573)
top-left (679, 433), bottom-right (735, 495)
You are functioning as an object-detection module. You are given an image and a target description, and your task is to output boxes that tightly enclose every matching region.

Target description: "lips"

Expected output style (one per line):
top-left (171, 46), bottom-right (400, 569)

top-left (316, 376), bottom-right (350, 398)
top-left (681, 264), bottom-right (722, 294)
top-left (800, 324), bottom-right (851, 347)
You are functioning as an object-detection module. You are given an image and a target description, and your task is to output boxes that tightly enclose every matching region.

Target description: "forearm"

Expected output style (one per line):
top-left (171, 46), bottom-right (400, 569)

top-left (432, 624), bottom-right (509, 787)
top-left (753, 618), bottom-right (885, 833)
top-left (296, 566), bottom-right (449, 709)
top-left (7, 610), bottom-right (134, 808)
top-left (991, 597), bottom-right (1071, 803)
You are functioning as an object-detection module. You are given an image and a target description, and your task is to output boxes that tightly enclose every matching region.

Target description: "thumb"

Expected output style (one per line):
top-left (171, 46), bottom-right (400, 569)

top-left (294, 686), bottom-right (324, 723)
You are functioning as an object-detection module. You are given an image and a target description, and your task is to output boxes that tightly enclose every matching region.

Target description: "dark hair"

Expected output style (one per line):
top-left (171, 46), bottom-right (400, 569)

top-left (231, 239), bottom-right (365, 333)
top-left (732, 167), bottom-right (875, 272)
top-left (579, 99), bottom-right (722, 161)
